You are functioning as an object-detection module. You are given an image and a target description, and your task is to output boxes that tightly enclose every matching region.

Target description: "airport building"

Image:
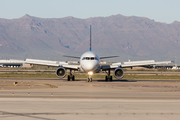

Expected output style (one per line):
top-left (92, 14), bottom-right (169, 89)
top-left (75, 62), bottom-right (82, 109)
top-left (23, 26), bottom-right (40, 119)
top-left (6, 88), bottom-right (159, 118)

top-left (154, 64), bottom-right (180, 69)
top-left (0, 59), bottom-right (26, 68)
top-left (0, 59), bottom-right (70, 68)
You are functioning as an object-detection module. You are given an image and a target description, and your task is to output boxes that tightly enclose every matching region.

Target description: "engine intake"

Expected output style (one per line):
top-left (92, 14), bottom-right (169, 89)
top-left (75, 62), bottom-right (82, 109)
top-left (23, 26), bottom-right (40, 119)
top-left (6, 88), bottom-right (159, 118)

top-left (114, 67), bottom-right (124, 79)
top-left (56, 67), bottom-right (66, 78)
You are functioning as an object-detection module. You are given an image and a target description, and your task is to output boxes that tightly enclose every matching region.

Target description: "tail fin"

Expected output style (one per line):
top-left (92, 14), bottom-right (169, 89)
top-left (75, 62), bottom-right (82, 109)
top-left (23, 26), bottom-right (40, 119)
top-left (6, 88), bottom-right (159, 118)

top-left (89, 25), bottom-right (92, 51)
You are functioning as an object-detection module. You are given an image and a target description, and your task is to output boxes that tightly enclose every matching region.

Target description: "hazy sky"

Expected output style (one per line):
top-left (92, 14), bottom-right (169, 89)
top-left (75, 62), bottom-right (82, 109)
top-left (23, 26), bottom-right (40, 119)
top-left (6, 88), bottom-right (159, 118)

top-left (0, 0), bottom-right (180, 23)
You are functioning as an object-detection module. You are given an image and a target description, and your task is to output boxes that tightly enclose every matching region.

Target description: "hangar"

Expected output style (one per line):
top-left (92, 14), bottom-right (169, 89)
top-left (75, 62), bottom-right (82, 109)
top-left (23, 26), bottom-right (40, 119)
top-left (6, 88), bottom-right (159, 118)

top-left (0, 59), bottom-right (26, 68)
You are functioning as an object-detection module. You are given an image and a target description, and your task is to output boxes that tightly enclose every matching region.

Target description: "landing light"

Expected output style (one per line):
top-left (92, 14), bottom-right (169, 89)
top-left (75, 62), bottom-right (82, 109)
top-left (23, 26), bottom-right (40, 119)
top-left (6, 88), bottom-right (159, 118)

top-left (88, 71), bottom-right (93, 75)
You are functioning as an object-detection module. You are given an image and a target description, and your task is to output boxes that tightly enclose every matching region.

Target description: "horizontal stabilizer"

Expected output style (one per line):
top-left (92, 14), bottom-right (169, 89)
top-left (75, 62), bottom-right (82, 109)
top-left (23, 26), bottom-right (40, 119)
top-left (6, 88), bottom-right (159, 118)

top-left (63, 55), bottom-right (80, 59)
top-left (100, 56), bottom-right (119, 59)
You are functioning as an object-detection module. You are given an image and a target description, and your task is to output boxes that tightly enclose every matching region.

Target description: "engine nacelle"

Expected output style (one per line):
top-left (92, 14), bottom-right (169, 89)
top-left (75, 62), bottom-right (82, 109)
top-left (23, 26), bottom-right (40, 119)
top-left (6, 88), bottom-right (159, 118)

top-left (56, 67), bottom-right (66, 78)
top-left (114, 67), bottom-right (124, 79)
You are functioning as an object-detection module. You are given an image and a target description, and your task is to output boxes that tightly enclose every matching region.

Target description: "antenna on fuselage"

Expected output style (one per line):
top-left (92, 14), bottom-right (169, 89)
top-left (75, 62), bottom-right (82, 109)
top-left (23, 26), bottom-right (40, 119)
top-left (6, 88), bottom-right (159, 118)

top-left (89, 25), bottom-right (92, 51)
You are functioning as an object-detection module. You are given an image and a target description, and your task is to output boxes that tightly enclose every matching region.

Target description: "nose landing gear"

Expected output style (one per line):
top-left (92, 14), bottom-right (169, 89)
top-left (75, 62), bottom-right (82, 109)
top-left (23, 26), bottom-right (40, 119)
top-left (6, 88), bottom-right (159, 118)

top-left (87, 71), bottom-right (93, 82)
top-left (87, 75), bottom-right (92, 82)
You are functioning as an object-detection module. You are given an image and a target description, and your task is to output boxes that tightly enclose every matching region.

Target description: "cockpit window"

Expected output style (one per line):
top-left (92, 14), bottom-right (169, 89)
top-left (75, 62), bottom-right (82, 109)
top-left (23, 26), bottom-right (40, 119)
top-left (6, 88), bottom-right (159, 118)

top-left (82, 57), bottom-right (98, 60)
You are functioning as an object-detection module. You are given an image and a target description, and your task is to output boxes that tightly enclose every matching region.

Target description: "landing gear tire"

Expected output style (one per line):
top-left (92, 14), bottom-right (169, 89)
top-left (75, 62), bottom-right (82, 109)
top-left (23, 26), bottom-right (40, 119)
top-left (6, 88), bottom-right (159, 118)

top-left (87, 78), bottom-right (92, 82)
top-left (67, 75), bottom-right (75, 81)
top-left (105, 70), bottom-right (113, 82)
top-left (105, 76), bottom-right (113, 81)
top-left (67, 69), bottom-right (75, 81)
top-left (110, 76), bottom-right (112, 81)
top-left (105, 76), bottom-right (108, 81)
top-left (68, 75), bottom-right (70, 81)
top-left (72, 75), bottom-right (75, 81)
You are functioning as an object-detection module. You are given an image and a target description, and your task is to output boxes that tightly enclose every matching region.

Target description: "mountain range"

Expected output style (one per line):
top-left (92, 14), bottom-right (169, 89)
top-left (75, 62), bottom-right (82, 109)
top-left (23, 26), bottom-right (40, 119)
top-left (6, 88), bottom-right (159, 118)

top-left (0, 14), bottom-right (180, 63)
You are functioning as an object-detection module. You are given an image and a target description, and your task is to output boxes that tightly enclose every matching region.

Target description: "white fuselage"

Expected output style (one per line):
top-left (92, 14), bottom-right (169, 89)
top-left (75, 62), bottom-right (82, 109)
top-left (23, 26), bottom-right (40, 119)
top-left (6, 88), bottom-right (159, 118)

top-left (80, 51), bottom-right (101, 73)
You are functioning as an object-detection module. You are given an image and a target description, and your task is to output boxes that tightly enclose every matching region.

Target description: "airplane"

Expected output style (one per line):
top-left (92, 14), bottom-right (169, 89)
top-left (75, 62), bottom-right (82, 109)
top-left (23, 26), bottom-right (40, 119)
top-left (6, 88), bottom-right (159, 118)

top-left (26, 25), bottom-right (172, 82)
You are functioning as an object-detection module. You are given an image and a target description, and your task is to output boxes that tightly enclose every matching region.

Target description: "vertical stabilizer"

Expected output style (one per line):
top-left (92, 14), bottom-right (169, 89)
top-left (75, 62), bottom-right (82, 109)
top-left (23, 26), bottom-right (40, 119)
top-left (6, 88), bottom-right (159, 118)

top-left (89, 25), bottom-right (92, 51)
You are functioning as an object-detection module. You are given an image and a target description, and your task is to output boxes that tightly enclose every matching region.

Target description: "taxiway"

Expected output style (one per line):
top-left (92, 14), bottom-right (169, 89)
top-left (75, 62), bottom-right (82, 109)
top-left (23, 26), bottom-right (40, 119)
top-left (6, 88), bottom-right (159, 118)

top-left (0, 78), bottom-right (180, 120)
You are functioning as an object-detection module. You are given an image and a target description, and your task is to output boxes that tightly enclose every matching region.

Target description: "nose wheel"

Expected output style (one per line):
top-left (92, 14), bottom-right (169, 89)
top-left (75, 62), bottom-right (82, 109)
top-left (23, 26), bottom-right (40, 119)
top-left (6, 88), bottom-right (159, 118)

top-left (87, 78), bottom-right (92, 82)
top-left (87, 75), bottom-right (92, 82)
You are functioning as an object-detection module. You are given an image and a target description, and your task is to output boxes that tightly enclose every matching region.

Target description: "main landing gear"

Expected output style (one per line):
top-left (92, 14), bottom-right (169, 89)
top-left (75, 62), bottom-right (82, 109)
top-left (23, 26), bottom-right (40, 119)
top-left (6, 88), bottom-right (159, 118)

top-left (67, 69), bottom-right (75, 81)
top-left (105, 70), bottom-right (113, 81)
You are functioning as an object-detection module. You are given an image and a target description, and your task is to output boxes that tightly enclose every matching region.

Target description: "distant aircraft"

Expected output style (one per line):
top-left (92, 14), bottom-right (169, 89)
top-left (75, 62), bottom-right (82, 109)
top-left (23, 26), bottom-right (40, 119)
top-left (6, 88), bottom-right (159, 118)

top-left (26, 25), bottom-right (172, 82)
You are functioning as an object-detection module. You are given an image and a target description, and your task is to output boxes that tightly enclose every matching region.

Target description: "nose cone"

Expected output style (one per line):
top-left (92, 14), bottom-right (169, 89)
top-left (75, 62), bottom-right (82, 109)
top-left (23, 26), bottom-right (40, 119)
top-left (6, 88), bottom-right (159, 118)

top-left (82, 61), bottom-right (98, 72)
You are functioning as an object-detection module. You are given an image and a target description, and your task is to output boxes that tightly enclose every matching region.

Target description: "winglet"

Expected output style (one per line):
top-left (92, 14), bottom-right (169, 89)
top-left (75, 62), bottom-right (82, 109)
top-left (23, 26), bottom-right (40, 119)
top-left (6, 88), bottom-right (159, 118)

top-left (89, 25), bottom-right (92, 51)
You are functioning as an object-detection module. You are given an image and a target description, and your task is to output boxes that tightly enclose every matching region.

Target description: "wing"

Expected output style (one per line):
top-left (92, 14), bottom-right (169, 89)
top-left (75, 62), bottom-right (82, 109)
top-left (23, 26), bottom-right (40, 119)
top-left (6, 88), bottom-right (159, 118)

top-left (26, 59), bottom-right (80, 70)
top-left (101, 60), bottom-right (172, 70)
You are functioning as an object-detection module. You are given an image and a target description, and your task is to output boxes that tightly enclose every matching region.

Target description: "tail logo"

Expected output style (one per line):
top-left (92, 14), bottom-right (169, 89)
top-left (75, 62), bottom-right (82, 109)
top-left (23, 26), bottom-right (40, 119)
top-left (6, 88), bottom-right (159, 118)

top-left (89, 25), bottom-right (92, 51)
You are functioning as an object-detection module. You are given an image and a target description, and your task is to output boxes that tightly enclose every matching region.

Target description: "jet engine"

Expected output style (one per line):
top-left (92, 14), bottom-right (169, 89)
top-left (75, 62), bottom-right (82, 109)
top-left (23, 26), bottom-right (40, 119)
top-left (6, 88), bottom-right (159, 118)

top-left (114, 67), bottom-right (124, 79)
top-left (56, 67), bottom-right (66, 78)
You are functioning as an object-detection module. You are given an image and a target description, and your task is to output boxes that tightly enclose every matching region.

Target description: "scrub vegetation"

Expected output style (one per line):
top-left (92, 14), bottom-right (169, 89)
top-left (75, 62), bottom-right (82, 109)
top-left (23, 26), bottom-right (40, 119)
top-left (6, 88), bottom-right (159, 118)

top-left (0, 72), bottom-right (180, 80)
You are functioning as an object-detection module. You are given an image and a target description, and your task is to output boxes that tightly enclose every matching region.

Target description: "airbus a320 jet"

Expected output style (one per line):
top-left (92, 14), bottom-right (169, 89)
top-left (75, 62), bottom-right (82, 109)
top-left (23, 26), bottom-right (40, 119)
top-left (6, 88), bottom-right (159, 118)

top-left (26, 25), bottom-right (172, 82)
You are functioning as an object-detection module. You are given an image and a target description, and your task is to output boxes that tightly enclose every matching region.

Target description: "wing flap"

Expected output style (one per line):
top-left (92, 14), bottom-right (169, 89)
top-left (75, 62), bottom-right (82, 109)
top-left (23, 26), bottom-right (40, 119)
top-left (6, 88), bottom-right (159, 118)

top-left (26, 59), bottom-right (80, 70)
top-left (121, 60), bottom-right (172, 68)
